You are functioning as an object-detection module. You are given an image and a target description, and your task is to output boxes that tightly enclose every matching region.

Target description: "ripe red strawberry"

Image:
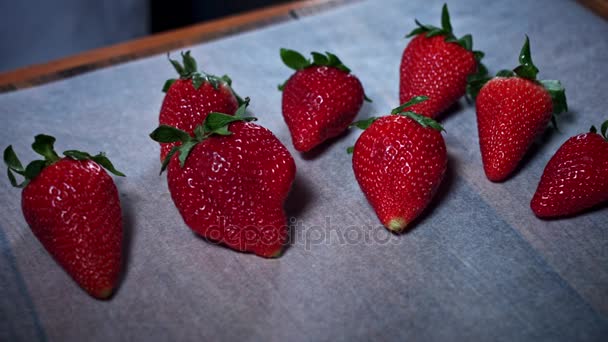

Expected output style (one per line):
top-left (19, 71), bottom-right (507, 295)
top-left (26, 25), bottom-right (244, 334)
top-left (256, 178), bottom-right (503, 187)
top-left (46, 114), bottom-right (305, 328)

top-left (351, 96), bottom-right (447, 232)
top-left (3, 135), bottom-right (125, 299)
top-left (472, 36), bottom-right (568, 182)
top-left (279, 49), bottom-right (370, 152)
top-left (400, 4), bottom-right (485, 118)
top-left (159, 51), bottom-right (243, 160)
top-left (531, 121), bottom-right (608, 218)
top-left (150, 104), bottom-right (296, 257)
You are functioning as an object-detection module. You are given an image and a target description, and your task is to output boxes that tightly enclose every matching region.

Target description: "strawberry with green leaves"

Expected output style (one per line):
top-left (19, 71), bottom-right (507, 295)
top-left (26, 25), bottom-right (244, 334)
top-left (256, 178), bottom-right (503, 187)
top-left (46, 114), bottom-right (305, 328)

top-left (4, 135), bottom-right (125, 299)
top-left (159, 51), bottom-right (244, 160)
top-left (470, 36), bottom-right (568, 182)
top-left (350, 96), bottom-right (447, 232)
top-left (531, 121), bottom-right (608, 218)
top-left (279, 49), bottom-right (370, 152)
top-left (150, 103), bottom-right (296, 257)
top-left (400, 4), bottom-right (486, 118)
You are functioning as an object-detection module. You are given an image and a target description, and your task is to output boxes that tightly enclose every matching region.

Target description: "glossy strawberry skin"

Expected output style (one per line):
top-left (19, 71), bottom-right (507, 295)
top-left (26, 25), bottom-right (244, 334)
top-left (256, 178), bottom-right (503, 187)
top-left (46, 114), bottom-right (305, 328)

top-left (399, 35), bottom-right (477, 118)
top-left (531, 132), bottom-right (608, 218)
top-left (21, 158), bottom-right (122, 299)
top-left (166, 122), bottom-right (296, 257)
top-left (352, 115), bottom-right (447, 231)
top-left (476, 77), bottom-right (553, 182)
top-left (282, 66), bottom-right (365, 152)
top-left (159, 79), bottom-right (238, 160)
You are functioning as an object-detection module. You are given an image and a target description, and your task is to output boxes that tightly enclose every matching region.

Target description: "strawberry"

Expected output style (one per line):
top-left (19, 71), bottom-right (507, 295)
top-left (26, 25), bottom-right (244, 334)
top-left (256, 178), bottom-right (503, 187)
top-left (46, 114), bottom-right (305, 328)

top-left (279, 49), bottom-right (370, 152)
top-left (350, 96), bottom-right (447, 232)
top-left (471, 36), bottom-right (568, 182)
top-left (159, 51), bottom-right (244, 160)
top-left (399, 4), bottom-right (486, 118)
top-left (150, 103), bottom-right (296, 257)
top-left (3, 135), bottom-right (125, 299)
top-left (531, 121), bottom-right (608, 218)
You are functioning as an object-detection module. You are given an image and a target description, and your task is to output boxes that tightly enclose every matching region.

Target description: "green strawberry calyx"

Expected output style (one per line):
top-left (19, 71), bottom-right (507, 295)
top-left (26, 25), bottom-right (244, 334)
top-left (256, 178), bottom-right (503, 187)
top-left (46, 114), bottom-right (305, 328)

top-left (278, 48), bottom-right (372, 102)
top-left (590, 120), bottom-right (608, 142)
top-left (4, 135), bottom-right (125, 188)
top-left (163, 51), bottom-right (246, 105)
top-left (346, 96), bottom-right (444, 153)
top-left (467, 36), bottom-right (568, 129)
top-left (406, 3), bottom-right (486, 80)
top-left (149, 98), bottom-right (257, 174)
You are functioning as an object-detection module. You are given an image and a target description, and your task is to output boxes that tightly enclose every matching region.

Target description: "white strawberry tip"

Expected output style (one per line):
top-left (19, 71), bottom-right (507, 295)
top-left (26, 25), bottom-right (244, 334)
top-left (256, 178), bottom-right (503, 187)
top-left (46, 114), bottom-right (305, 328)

top-left (387, 218), bottom-right (408, 233)
top-left (267, 248), bottom-right (284, 259)
top-left (94, 287), bottom-right (115, 300)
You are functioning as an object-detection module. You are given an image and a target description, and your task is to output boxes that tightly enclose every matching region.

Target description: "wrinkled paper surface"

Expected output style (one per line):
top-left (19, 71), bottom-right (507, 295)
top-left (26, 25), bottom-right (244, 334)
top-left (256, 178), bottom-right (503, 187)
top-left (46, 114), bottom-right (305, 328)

top-left (1, 0), bottom-right (607, 340)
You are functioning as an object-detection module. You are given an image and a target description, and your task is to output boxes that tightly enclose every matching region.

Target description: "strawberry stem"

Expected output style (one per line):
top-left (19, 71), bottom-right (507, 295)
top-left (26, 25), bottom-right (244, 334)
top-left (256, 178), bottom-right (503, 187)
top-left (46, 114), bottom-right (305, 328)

top-left (32, 134), bottom-right (60, 163)
top-left (509, 37), bottom-right (568, 127)
top-left (149, 98), bottom-right (257, 173)
top-left (406, 3), bottom-right (484, 54)
top-left (346, 97), bottom-right (443, 154)
top-left (590, 120), bottom-right (608, 141)
top-left (408, 3), bottom-right (487, 100)
top-left (4, 135), bottom-right (125, 188)
top-left (406, 4), bottom-right (454, 38)
top-left (466, 58), bottom-right (490, 100)
top-left (163, 51), bottom-right (245, 106)
top-left (278, 49), bottom-right (372, 101)
top-left (63, 151), bottom-right (125, 177)
top-left (390, 96), bottom-right (429, 114)
top-left (468, 36), bottom-right (568, 128)
top-left (513, 36), bottom-right (539, 80)
top-left (398, 112), bottom-right (445, 132)
top-left (280, 49), bottom-right (351, 72)
top-left (392, 97), bottom-right (444, 131)
top-left (441, 4), bottom-right (452, 33)
top-left (350, 117), bottom-right (378, 130)
top-left (349, 96), bottom-right (444, 133)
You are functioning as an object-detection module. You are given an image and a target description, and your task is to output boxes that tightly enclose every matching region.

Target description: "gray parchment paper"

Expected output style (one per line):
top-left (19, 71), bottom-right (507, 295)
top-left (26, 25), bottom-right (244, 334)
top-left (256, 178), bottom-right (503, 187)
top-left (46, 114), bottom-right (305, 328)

top-left (1, 0), bottom-right (607, 341)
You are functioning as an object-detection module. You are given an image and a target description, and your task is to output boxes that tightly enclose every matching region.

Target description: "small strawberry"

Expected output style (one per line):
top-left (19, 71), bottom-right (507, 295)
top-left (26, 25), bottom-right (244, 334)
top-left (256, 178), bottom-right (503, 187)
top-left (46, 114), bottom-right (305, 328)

top-left (531, 121), bottom-right (608, 218)
top-left (350, 96), bottom-right (447, 232)
top-left (471, 36), bottom-right (568, 182)
top-left (159, 51), bottom-right (244, 160)
top-left (279, 49), bottom-right (371, 152)
top-left (150, 103), bottom-right (296, 257)
top-left (3, 135), bottom-right (125, 299)
top-left (400, 4), bottom-right (486, 118)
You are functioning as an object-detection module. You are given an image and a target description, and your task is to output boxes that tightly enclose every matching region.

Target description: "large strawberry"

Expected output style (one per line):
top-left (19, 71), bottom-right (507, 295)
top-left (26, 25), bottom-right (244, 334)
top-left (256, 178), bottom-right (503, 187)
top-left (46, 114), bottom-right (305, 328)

top-left (279, 49), bottom-right (370, 152)
top-left (150, 104), bottom-right (296, 257)
top-left (471, 36), bottom-right (568, 182)
top-left (531, 121), bottom-right (608, 218)
top-left (3, 135), bottom-right (125, 299)
top-left (351, 96), bottom-right (447, 232)
top-left (399, 4), bottom-right (485, 118)
top-left (159, 51), bottom-right (244, 160)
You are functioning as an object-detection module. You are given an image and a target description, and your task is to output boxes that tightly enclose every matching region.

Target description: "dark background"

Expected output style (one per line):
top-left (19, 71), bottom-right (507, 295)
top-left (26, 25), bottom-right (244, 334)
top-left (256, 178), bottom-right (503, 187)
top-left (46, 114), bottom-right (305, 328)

top-left (150, 0), bottom-right (291, 33)
top-left (0, 0), bottom-right (292, 72)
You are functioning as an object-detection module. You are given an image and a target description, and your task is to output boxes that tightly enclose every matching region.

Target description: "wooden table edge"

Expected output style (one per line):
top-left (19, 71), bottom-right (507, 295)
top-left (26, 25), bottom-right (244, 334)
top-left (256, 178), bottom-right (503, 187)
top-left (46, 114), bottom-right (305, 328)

top-left (0, 0), bottom-right (604, 93)
top-left (0, 0), bottom-right (354, 93)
